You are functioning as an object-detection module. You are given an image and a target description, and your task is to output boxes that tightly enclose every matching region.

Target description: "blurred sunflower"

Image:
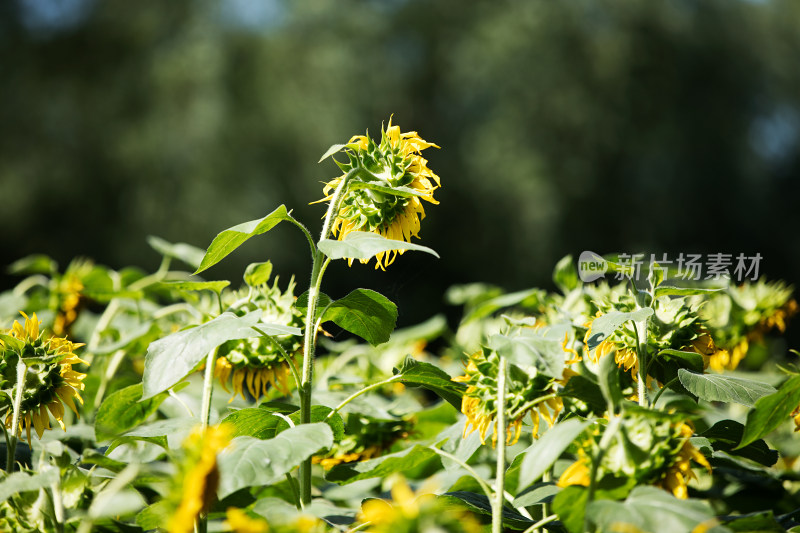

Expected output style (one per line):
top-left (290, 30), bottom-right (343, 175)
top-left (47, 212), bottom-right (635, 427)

top-left (168, 424), bottom-right (232, 533)
top-left (358, 475), bottom-right (481, 533)
top-left (215, 353), bottom-right (294, 401)
top-left (0, 312), bottom-right (86, 443)
top-left (316, 117), bottom-right (441, 269)
top-left (453, 349), bottom-right (563, 446)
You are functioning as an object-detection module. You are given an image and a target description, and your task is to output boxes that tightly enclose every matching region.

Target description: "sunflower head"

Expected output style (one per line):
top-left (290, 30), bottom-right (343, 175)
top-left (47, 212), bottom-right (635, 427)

top-left (167, 424), bottom-right (232, 533)
top-left (1, 312), bottom-right (87, 443)
top-left (317, 117), bottom-right (440, 269)
top-left (357, 475), bottom-right (481, 533)
top-left (558, 410), bottom-right (710, 500)
top-left (454, 346), bottom-right (563, 446)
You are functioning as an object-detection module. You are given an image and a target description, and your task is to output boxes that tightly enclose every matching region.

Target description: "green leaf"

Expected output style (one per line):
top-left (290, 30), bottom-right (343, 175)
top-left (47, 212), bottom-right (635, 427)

top-left (294, 290), bottom-right (333, 320)
top-left (160, 280), bottom-right (230, 293)
top-left (195, 205), bottom-right (294, 274)
top-left (658, 349), bottom-right (705, 373)
top-left (318, 143), bottom-right (347, 162)
top-left (244, 261), bottom-right (273, 287)
top-left (7, 254), bottom-right (57, 275)
top-left (586, 486), bottom-right (726, 533)
top-left (722, 511), bottom-right (785, 532)
top-left (517, 418), bottom-right (591, 493)
top-left (393, 356), bottom-right (466, 409)
top-left (222, 404), bottom-right (344, 442)
top-left (654, 286), bottom-right (723, 298)
top-left (349, 181), bottom-right (435, 199)
top-left (326, 444), bottom-right (437, 484)
top-left (0, 467), bottom-right (59, 501)
top-left (95, 383), bottom-right (170, 442)
top-left (462, 287), bottom-right (543, 323)
top-left (551, 485), bottom-right (588, 533)
top-left (440, 491), bottom-right (536, 530)
top-left (513, 482), bottom-right (560, 508)
top-left (318, 231), bottom-right (439, 262)
top-left (217, 423), bottom-right (334, 497)
top-left (142, 311), bottom-right (299, 400)
top-left (585, 308), bottom-right (653, 351)
top-left (559, 374), bottom-right (607, 413)
top-left (738, 375), bottom-right (800, 449)
top-left (488, 327), bottom-right (567, 379)
top-left (699, 420), bottom-right (778, 467)
top-left (553, 254), bottom-right (579, 293)
top-left (322, 289), bottom-right (397, 346)
top-left (146, 236), bottom-right (205, 270)
top-left (136, 500), bottom-right (171, 530)
top-left (677, 369), bottom-right (776, 407)
top-left (598, 350), bottom-right (624, 412)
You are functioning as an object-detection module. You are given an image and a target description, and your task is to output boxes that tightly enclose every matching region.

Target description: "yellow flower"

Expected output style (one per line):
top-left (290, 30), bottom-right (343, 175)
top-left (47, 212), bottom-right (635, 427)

top-left (318, 117), bottom-right (441, 270)
top-left (658, 423), bottom-right (711, 500)
top-left (557, 456), bottom-right (591, 488)
top-left (1, 312), bottom-right (87, 443)
top-left (168, 424), bottom-right (232, 533)
top-left (357, 476), bottom-right (481, 533)
top-left (215, 355), bottom-right (293, 402)
top-left (224, 508), bottom-right (269, 533)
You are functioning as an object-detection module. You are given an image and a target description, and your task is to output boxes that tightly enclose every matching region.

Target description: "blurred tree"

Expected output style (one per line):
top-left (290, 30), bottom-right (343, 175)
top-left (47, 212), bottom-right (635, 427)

top-left (1, 0), bottom-right (799, 328)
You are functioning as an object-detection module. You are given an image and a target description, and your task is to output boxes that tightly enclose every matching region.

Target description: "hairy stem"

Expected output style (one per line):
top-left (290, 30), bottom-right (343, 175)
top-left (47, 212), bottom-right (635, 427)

top-left (6, 358), bottom-right (26, 473)
top-left (493, 356), bottom-right (508, 533)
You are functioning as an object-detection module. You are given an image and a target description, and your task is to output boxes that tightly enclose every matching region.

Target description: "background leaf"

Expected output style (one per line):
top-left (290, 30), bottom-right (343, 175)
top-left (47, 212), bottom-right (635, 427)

top-left (325, 444), bottom-right (437, 484)
top-left (585, 308), bottom-right (653, 350)
top-left (677, 369), bottom-right (776, 407)
top-left (488, 326), bottom-right (567, 379)
top-left (217, 423), bottom-right (334, 497)
top-left (243, 261), bottom-right (273, 287)
top-left (146, 236), bottom-right (205, 270)
top-left (160, 280), bottom-right (230, 293)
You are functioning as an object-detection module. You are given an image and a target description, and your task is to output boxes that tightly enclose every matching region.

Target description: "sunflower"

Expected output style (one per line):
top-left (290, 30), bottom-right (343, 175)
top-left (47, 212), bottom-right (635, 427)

top-left (317, 117), bottom-right (441, 269)
top-left (224, 508), bottom-right (269, 533)
top-left (214, 354), bottom-right (294, 402)
top-left (453, 353), bottom-right (563, 446)
top-left (168, 424), bottom-right (232, 533)
top-left (1, 312), bottom-right (87, 443)
top-left (658, 423), bottom-right (712, 499)
top-left (357, 475), bottom-right (481, 533)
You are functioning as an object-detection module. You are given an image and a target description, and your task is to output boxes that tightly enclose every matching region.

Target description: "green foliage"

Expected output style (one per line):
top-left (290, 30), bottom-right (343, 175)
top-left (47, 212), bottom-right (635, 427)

top-left (318, 231), bottom-right (439, 262)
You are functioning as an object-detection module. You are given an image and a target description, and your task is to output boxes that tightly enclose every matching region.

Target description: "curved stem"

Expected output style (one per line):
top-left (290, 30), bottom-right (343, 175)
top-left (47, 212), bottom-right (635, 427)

top-left (493, 356), bottom-right (508, 533)
top-left (298, 167), bottom-right (359, 504)
top-left (652, 376), bottom-right (679, 408)
top-left (5, 359), bottom-right (26, 472)
top-left (252, 327), bottom-right (302, 392)
top-left (286, 217), bottom-right (317, 261)
top-left (633, 320), bottom-right (649, 407)
top-left (521, 514), bottom-right (559, 533)
top-left (325, 375), bottom-right (402, 420)
top-left (428, 447), bottom-right (494, 504)
top-left (200, 347), bottom-right (219, 429)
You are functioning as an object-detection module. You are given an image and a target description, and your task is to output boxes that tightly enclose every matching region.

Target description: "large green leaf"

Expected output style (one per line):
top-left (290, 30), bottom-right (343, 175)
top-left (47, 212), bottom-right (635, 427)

top-left (322, 289), bottom-right (397, 346)
top-left (318, 231), bottom-right (439, 262)
top-left (488, 327), bottom-right (567, 379)
top-left (217, 423), bottom-right (334, 497)
top-left (586, 486), bottom-right (727, 533)
top-left (559, 374), bottom-right (607, 413)
top-left (738, 375), bottom-right (800, 449)
top-left (95, 383), bottom-right (170, 442)
top-left (677, 369), bottom-right (776, 407)
top-left (393, 356), bottom-right (466, 409)
top-left (585, 308), bottom-right (653, 351)
top-left (326, 444), bottom-right (437, 484)
top-left (142, 311), bottom-right (299, 400)
top-left (194, 205), bottom-right (295, 274)
top-left (517, 418), bottom-right (591, 493)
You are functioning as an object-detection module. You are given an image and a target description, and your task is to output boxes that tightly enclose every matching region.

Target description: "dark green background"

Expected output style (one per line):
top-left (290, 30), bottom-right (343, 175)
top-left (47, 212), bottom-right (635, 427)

top-left (2, 0), bottom-right (800, 328)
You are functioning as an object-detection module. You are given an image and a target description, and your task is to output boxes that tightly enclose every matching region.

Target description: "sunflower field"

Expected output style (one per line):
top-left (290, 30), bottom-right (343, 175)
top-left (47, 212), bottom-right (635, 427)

top-left (3, 120), bottom-right (800, 533)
